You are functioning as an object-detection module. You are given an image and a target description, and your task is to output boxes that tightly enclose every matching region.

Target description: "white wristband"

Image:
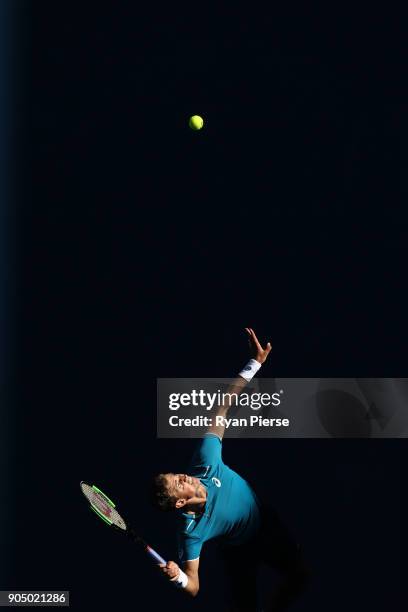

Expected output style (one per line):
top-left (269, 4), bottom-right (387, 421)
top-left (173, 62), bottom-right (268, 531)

top-left (238, 358), bottom-right (262, 382)
top-left (173, 569), bottom-right (189, 589)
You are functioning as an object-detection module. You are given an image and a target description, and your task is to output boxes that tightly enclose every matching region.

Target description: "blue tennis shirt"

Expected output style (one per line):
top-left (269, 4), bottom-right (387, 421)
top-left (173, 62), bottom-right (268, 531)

top-left (177, 434), bottom-right (261, 562)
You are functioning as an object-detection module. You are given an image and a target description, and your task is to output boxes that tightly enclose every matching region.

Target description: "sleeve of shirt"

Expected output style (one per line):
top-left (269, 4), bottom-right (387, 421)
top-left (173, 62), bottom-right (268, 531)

top-left (177, 531), bottom-right (202, 563)
top-left (189, 433), bottom-right (222, 475)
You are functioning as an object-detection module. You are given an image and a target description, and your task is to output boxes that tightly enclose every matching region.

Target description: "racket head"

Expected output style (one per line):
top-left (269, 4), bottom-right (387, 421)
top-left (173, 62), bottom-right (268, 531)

top-left (80, 481), bottom-right (127, 531)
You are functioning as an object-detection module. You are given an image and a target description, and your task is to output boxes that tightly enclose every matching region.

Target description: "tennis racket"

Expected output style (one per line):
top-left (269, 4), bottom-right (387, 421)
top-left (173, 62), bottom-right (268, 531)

top-left (80, 481), bottom-right (166, 565)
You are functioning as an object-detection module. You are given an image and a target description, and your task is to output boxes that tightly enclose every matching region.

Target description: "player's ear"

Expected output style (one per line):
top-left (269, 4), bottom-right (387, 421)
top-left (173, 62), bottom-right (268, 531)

top-left (175, 498), bottom-right (186, 509)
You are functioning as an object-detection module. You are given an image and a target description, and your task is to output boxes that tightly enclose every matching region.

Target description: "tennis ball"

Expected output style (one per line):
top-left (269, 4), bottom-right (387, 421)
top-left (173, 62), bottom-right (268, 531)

top-left (189, 115), bottom-right (204, 130)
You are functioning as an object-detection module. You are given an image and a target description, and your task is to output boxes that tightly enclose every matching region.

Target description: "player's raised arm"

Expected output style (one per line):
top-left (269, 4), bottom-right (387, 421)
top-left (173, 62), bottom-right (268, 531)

top-left (206, 328), bottom-right (272, 440)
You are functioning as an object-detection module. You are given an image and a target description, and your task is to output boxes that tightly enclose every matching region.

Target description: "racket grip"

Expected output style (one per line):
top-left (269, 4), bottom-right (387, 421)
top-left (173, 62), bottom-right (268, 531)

top-left (146, 544), bottom-right (166, 565)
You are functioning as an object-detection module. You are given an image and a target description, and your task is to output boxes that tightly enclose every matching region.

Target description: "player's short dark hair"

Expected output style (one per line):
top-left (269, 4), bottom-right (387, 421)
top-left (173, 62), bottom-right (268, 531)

top-left (150, 474), bottom-right (178, 512)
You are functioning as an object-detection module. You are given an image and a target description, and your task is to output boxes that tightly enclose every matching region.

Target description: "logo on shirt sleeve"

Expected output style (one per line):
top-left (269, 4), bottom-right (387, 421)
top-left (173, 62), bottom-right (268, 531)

top-left (212, 477), bottom-right (221, 487)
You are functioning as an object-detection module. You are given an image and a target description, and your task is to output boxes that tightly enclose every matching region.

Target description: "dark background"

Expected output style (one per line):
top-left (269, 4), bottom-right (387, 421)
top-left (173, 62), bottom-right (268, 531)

top-left (6, 2), bottom-right (408, 610)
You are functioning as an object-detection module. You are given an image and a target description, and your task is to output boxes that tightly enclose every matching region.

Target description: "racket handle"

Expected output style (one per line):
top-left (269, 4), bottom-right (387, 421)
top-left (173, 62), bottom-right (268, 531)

top-left (145, 544), bottom-right (166, 565)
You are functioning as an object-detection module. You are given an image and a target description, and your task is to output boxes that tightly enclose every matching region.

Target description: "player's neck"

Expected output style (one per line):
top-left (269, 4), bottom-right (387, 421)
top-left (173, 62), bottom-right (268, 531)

top-left (185, 486), bottom-right (207, 514)
top-left (186, 501), bottom-right (206, 515)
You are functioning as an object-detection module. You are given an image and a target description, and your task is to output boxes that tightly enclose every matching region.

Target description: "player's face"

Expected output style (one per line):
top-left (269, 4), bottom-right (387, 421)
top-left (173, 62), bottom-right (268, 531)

top-left (167, 473), bottom-right (201, 500)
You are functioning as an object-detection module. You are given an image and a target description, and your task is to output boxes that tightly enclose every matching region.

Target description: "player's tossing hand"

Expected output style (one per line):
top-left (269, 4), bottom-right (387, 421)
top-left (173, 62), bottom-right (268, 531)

top-left (245, 328), bottom-right (272, 364)
top-left (159, 560), bottom-right (181, 581)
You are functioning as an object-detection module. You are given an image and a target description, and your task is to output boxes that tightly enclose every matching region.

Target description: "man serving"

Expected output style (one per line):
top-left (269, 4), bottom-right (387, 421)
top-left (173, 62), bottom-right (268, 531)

top-left (152, 328), bottom-right (308, 611)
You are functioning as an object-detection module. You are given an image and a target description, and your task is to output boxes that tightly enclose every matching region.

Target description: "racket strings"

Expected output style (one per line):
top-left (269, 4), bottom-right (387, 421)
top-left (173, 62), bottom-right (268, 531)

top-left (80, 482), bottom-right (127, 530)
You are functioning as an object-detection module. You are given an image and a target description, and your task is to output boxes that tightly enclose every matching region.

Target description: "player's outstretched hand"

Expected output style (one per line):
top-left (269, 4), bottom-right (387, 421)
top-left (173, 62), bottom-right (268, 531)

top-left (159, 560), bottom-right (180, 581)
top-left (245, 328), bottom-right (272, 364)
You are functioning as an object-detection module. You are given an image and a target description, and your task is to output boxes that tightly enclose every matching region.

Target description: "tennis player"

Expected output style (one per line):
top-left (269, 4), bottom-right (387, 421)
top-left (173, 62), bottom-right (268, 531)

top-left (151, 328), bottom-right (309, 611)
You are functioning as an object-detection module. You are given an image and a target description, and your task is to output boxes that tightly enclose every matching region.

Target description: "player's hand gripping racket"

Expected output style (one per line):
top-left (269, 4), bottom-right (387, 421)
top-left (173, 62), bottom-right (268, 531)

top-left (80, 481), bottom-right (166, 565)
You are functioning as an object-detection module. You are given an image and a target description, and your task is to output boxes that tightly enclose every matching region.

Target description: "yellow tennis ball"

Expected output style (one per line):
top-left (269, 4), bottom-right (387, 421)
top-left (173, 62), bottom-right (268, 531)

top-left (189, 115), bottom-right (204, 130)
